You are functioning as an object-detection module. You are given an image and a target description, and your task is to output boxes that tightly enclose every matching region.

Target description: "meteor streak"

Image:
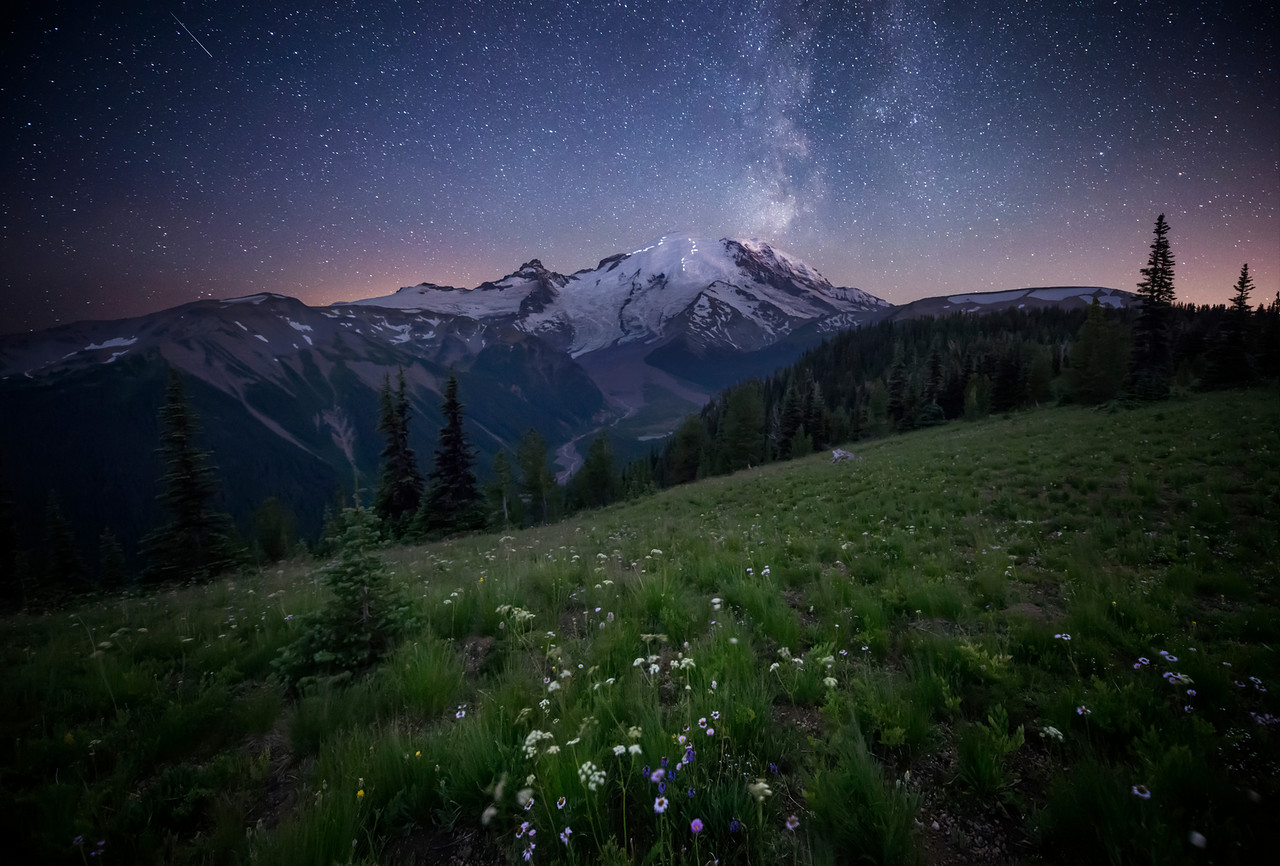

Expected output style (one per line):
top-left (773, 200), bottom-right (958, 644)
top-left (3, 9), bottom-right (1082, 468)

top-left (171, 12), bottom-right (213, 58)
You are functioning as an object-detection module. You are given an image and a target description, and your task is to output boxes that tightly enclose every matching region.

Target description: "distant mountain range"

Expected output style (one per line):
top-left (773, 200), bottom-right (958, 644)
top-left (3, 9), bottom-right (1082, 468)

top-left (0, 235), bottom-right (1135, 555)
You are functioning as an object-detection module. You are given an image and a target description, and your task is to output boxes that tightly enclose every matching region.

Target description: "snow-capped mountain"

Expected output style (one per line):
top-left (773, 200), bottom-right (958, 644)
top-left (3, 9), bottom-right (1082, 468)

top-left (342, 236), bottom-right (890, 357)
top-left (0, 233), bottom-right (1134, 561)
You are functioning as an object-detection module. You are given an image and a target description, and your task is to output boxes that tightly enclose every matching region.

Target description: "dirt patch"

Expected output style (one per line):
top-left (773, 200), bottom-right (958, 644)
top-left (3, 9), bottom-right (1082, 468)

top-left (461, 635), bottom-right (495, 677)
top-left (242, 718), bottom-right (310, 832)
top-left (382, 825), bottom-right (505, 866)
top-left (909, 735), bottom-right (1057, 866)
top-left (772, 703), bottom-right (826, 739)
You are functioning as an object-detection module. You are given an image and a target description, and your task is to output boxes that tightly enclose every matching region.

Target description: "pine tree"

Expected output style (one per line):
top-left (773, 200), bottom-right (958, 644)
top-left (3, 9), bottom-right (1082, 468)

top-left (273, 506), bottom-right (409, 688)
top-left (517, 429), bottom-right (556, 526)
top-left (1130, 214), bottom-right (1177, 400)
top-left (43, 492), bottom-right (84, 598)
top-left (718, 384), bottom-right (765, 470)
top-left (484, 451), bottom-right (518, 529)
top-left (573, 434), bottom-right (620, 509)
top-left (419, 375), bottom-right (482, 537)
top-left (1229, 263), bottom-right (1255, 313)
top-left (142, 369), bottom-right (237, 583)
top-left (98, 528), bottom-right (127, 591)
top-left (373, 369), bottom-right (424, 535)
top-left (1067, 299), bottom-right (1130, 404)
top-left (1203, 263), bottom-right (1259, 388)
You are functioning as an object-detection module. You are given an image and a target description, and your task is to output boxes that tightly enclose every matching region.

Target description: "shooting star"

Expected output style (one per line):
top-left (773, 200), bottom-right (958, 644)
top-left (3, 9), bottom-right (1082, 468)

top-left (171, 12), bottom-right (213, 58)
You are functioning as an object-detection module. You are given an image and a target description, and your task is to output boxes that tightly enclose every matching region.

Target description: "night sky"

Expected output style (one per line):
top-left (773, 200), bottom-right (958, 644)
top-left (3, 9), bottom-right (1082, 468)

top-left (3, 0), bottom-right (1276, 333)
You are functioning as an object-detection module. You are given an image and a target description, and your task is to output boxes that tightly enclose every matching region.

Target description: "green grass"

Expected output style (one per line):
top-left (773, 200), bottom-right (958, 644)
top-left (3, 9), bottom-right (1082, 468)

top-left (3, 388), bottom-right (1278, 864)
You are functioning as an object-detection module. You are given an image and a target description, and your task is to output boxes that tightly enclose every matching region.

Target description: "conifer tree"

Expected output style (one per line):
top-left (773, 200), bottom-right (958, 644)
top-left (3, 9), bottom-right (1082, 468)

top-left (484, 451), bottom-right (519, 529)
top-left (572, 434), bottom-right (620, 509)
top-left (419, 375), bottom-right (482, 536)
top-left (1203, 263), bottom-right (1259, 388)
top-left (142, 369), bottom-right (237, 583)
top-left (373, 369), bottom-right (424, 535)
top-left (98, 528), bottom-right (127, 591)
top-left (43, 492), bottom-right (83, 597)
top-left (1067, 299), bottom-right (1130, 404)
top-left (1130, 214), bottom-right (1177, 399)
top-left (273, 506), bottom-right (409, 688)
top-left (516, 429), bottom-right (556, 525)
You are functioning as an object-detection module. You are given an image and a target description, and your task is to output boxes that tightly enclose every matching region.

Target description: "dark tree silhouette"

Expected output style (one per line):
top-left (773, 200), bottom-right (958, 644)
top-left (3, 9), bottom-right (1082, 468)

top-left (373, 369), bottom-right (424, 535)
top-left (142, 369), bottom-right (237, 583)
top-left (1130, 214), bottom-right (1176, 399)
top-left (419, 375), bottom-right (483, 536)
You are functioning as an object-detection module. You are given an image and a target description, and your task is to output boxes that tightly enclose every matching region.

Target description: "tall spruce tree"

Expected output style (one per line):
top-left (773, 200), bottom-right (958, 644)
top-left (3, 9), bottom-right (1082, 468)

top-left (373, 369), bottom-right (424, 535)
top-left (516, 429), bottom-right (556, 526)
top-left (1130, 214), bottom-right (1177, 399)
top-left (419, 375), bottom-right (483, 536)
top-left (1203, 263), bottom-right (1259, 388)
top-left (143, 369), bottom-right (237, 583)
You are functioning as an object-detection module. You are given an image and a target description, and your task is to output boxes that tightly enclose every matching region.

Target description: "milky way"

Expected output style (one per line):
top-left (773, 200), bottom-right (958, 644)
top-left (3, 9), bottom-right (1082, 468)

top-left (3, 0), bottom-right (1276, 332)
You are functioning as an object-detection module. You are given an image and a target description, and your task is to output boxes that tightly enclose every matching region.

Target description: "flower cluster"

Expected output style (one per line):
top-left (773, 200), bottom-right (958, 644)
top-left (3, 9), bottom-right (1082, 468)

top-left (578, 761), bottom-right (606, 792)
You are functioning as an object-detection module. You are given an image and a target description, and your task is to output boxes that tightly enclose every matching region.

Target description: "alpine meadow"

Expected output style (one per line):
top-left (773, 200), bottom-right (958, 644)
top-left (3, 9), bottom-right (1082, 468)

top-left (2, 381), bottom-right (1277, 864)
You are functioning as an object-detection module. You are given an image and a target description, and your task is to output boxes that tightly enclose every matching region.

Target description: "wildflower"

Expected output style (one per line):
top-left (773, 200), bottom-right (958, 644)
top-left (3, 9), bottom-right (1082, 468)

top-left (517, 821), bottom-right (531, 838)
top-left (357, 788), bottom-right (365, 799)
top-left (547, 681), bottom-right (561, 693)
top-left (823, 676), bottom-right (838, 689)
top-left (650, 768), bottom-right (666, 783)
top-left (1132, 784), bottom-right (1151, 799)
top-left (688, 786), bottom-right (696, 798)
top-left (481, 805), bottom-right (498, 825)
top-left (1076, 705), bottom-right (1092, 716)
top-left (706, 727), bottom-right (715, 736)
top-left (786, 814), bottom-right (800, 831)
top-left (456, 707), bottom-right (467, 719)
top-left (560, 826), bottom-right (572, 845)
top-left (1054, 633), bottom-right (1072, 641)
top-left (578, 761), bottom-right (606, 792)
top-left (613, 744), bottom-right (627, 756)
top-left (698, 717), bottom-right (707, 728)
top-left (557, 796), bottom-right (566, 810)
top-left (748, 780), bottom-right (772, 802)
top-left (633, 657), bottom-right (645, 667)
top-left (1189, 831), bottom-right (1207, 848)
top-left (730, 819), bottom-right (740, 833)
top-left (691, 818), bottom-right (704, 834)
top-left (654, 795), bottom-right (669, 814)
top-left (769, 762), bottom-right (779, 775)
top-left (522, 842), bottom-right (535, 861)
top-left (73, 836), bottom-right (84, 847)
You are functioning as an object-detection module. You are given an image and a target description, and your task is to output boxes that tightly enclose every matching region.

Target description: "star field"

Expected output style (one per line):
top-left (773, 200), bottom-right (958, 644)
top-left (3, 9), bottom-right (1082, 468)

top-left (3, 0), bottom-right (1276, 332)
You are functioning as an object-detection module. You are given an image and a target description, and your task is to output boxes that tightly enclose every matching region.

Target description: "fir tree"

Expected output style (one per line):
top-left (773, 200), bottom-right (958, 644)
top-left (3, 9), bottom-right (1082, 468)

top-left (1130, 214), bottom-right (1177, 399)
top-left (419, 375), bottom-right (483, 536)
top-left (1203, 263), bottom-right (1259, 388)
top-left (98, 528), bottom-right (127, 591)
top-left (572, 434), bottom-right (620, 509)
top-left (373, 369), bottom-right (424, 535)
top-left (481, 450), bottom-right (517, 529)
top-left (43, 492), bottom-right (84, 598)
top-left (516, 429), bottom-right (556, 526)
top-left (142, 369), bottom-right (237, 583)
top-left (273, 506), bottom-right (409, 688)
top-left (1067, 299), bottom-right (1130, 404)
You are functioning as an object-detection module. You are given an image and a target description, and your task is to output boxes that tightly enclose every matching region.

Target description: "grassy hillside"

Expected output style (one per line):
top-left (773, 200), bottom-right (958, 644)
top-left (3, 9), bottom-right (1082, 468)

top-left (3, 388), bottom-right (1277, 864)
